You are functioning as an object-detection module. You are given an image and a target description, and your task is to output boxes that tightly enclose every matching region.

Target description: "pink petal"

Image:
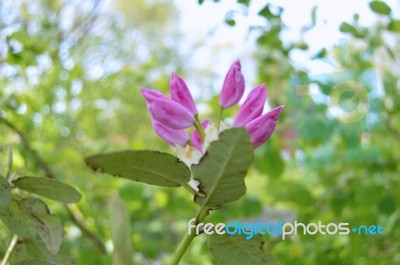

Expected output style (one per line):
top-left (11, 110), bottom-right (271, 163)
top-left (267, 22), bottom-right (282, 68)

top-left (170, 73), bottom-right (198, 115)
top-left (219, 60), bottom-right (245, 108)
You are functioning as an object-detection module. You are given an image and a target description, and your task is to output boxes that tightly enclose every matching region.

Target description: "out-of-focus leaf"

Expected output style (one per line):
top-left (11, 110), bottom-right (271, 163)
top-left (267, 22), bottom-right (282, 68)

top-left (13, 177), bottom-right (82, 203)
top-left (18, 198), bottom-right (63, 254)
top-left (339, 22), bottom-right (357, 34)
top-left (0, 177), bottom-right (12, 206)
top-left (388, 20), bottom-right (400, 32)
top-left (208, 233), bottom-right (278, 265)
top-left (254, 142), bottom-right (285, 178)
top-left (193, 128), bottom-right (253, 208)
top-left (12, 241), bottom-right (71, 265)
top-left (85, 150), bottom-right (190, 187)
top-left (0, 200), bottom-right (32, 236)
top-left (109, 194), bottom-right (134, 265)
top-left (369, 1), bottom-right (391, 15)
top-left (238, 0), bottom-right (251, 7)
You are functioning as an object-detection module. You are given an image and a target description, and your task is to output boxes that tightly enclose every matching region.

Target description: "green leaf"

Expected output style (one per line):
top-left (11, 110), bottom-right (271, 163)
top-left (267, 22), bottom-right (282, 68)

top-left (18, 198), bottom-right (63, 254)
top-left (109, 195), bottom-right (134, 265)
top-left (238, 0), bottom-right (251, 7)
top-left (85, 150), bottom-right (190, 187)
top-left (369, 1), bottom-right (391, 15)
top-left (208, 233), bottom-right (279, 265)
top-left (13, 177), bottom-right (82, 203)
top-left (0, 177), bottom-right (12, 206)
top-left (12, 241), bottom-right (70, 265)
top-left (192, 128), bottom-right (253, 208)
top-left (0, 200), bottom-right (32, 236)
top-left (339, 22), bottom-right (357, 34)
top-left (388, 20), bottom-right (400, 32)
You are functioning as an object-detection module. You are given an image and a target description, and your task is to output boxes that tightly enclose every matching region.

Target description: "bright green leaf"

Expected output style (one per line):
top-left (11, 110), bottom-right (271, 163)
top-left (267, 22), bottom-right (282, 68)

top-left (85, 150), bottom-right (190, 187)
top-left (18, 198), bottom-right (63, 254)
top-left (13, 176), bottom-right (82, 203)
top-left (109, 195), bottom-right (134, 265)
top-left (388, 20), bottom-right (400, 32)
top-left (0, 177), bottom-right (12, 206)
top-left (369, 1), bottom-right (391, 15)
top-left (208, 233), bottom-right (279, 265)
top-left (339, 22), bottom-right (357, 34)
top-left (192, 128), bottom-right (253, 208)
top-left (254, 142), bottom-right (285, 178)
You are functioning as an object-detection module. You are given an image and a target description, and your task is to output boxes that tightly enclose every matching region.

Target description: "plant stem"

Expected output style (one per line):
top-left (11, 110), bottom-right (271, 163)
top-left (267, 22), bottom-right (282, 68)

top-left (216, 107), bottom-right (224, 130)
top-left (194, 116), bottom-right (206, 143)
top-left (168, 207), bottom-right (209, 265)
top-left (1, 234), bottom-right (18, 265)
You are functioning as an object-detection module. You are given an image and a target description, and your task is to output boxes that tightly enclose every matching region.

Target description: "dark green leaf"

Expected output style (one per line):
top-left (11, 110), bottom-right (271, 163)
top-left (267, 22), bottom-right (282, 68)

top-left (0, 177), bottom-right (11, 206)
top-left (85, 150), bottom-right (190, 187)
top-left (238, 0), bottom-right (251, 7)
top-left (13, 176), bottom-right (82, 203)
top-left (18, 198), bottom-right (63, 254)
top-left (12, 241), bottom-right (70, 265)
top-left (0, 200), bottom-right (32, 236)
top-left (388, 20), bottom-right (400, 32)
top-left (225, 19), bottom-right (236, 26)
top-left (369, 1), bottom-right (391, 15)
top-left (208, 233), bottom-right (279, 265)
top-left (192, 128), bottom-right (253, 208)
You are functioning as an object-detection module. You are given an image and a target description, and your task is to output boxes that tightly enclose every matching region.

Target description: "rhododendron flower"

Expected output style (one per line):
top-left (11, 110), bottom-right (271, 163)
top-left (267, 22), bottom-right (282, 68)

top-left (141, 88), bottom-right (195, 130)
top-left (150, 116), bottom-right (189, 146)
top-left (170, 73), bottom-right (198, 115)
top-left (244, 105), bottom-right (284, 148)
top-left (233, 83), bottom-right (267, 127)
top-left (219, 60), bottom-right (245, 108)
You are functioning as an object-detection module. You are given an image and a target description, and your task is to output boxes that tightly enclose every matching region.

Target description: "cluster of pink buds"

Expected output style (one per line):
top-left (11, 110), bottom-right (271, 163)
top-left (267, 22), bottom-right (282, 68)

top-left (141, 60), bottom-right (284, 152)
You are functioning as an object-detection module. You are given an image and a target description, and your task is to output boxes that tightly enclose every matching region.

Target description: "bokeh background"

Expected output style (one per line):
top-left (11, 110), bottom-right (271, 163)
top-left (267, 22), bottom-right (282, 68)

top-left (1, 0), bottom-right (399, 264)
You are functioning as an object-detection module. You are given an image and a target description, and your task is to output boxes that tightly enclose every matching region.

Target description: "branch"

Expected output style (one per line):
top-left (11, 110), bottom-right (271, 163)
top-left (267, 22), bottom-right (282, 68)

top-left (0, 116), bottom-right (107, 254)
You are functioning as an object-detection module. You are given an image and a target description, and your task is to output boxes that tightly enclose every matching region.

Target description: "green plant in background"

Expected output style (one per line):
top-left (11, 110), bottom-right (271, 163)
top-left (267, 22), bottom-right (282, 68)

top-left (85, 60), bottom-right (284, 264)
top-left (0, 147), bottom-right (81, 264)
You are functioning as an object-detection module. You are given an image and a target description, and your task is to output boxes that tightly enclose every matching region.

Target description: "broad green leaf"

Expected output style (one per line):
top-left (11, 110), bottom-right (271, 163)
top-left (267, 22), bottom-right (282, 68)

top-left (0, 177), bottom-right (12, 206)
top-left (85, 150), bottom-right (190, 187)
top-left (13, 176), bottom-right (82, 203)
top-left (18, 198), bottom-right (63, 254)
top-left (192, 128), bottom-right (253, 208)
top-left (0, 200), bottom-right (32, 236)
top-left (208, 233), bottom-right (279, 265)
top-left (12, 241), bottom-right (70, 265)
top-left (109, 195), bottom-right (134, 265)
top-left (388, 20), bottom-right (400, 32)
top-left (369, 1), bottom-right (391, 15)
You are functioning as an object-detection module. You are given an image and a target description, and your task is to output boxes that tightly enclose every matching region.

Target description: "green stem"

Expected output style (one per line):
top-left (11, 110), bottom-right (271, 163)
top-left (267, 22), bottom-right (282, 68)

top-left (194, 116), bottom-right (206, 143)
top-left (216, 107), bottom-right (224, 131)
top-left (168, 207), bottom-right (209, 265)
top-left (1, 234), bottom-right (18, 265)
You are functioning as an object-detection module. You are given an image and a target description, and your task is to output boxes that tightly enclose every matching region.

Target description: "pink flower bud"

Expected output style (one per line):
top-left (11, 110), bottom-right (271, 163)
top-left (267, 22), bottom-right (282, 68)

top-left (141, 87), bottom-right (195, 130)
top-left (233, 83), bottom-right (267, 127)
top-left (219, 60), bottom-right (245, 108)
top-left (148, 97), bottom-right (195, 130)
top-left (191, 120), bottom-right (211, 153)
top-left (151, 116), bottom-right (189, 146)
top-left (170, 73), bottom-right (198, 115)
top-left (244, 105), bottom-right (284, 148)
top-left (141, 87), bottom-right (168, 104)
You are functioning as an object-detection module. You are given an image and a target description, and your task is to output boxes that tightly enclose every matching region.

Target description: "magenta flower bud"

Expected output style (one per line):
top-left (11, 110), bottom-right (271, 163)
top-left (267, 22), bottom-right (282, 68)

top-left (233, 83), bottom-right (267, 127)
top-left (148, 97), bottom-right (195, 130)
top-left (191, 120), bottom-right (211, 153)
top-left (170, 73), bottom-right (198, 115)
top-left (141, 87), bottom-right (168, 101)
top-left (151, 117), bottom-right (189, 146)
top-left (244, 105), bottom-right (284, 148)
top-left (219, 60), bottom-right (245, 108)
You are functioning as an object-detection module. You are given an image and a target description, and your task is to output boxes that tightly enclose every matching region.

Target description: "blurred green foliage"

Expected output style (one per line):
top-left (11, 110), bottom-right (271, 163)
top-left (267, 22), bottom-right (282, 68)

top-left (1, 0), bottom-right (399, 264)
